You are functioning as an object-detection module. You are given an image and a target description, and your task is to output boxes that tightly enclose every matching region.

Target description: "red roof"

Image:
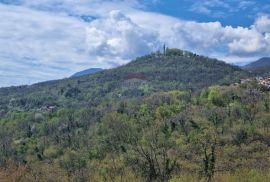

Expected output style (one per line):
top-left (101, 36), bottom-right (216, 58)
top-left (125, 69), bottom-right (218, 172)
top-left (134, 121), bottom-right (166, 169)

top-left (124, 73), bottom-right (147, 80)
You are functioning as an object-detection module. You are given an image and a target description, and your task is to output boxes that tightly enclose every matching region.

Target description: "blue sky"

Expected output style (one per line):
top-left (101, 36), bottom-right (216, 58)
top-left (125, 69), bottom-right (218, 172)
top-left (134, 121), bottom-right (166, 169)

top-left (149, 0), bottom-right (270, 27)
top-left (0, 0), bottom-right (270, 87)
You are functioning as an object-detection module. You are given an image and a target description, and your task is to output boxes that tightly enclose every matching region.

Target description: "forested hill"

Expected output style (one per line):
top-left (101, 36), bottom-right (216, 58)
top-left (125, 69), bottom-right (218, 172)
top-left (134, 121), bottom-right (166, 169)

top-left (0, 49), bottom-right (247, 113)
top-left (1, 49), bottom-right (270, 182)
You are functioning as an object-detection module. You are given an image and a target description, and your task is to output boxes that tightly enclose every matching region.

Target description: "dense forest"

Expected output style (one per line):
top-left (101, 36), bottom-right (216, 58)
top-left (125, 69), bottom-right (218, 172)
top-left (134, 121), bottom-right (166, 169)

top-left (0, 49), bottom-right (269, 182)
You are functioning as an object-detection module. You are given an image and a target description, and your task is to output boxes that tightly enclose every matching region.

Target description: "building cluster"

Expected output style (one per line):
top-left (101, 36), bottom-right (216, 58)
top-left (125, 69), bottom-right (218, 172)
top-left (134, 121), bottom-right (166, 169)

top-left (256, 76), bottom-right (270, 90)
top-left (240, 76), bottom-right (270, 90)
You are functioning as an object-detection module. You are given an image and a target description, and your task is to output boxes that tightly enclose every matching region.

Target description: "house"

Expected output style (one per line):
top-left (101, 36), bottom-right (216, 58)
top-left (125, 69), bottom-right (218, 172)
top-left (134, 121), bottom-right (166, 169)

top-left (257, 76), bottom-right (270, 90)
top-left (124, 73), bottom-right (147, 80)
top-left (240, 78), bottom-right (253, 84)
top-left (239, 76), bottom-right (270, 91)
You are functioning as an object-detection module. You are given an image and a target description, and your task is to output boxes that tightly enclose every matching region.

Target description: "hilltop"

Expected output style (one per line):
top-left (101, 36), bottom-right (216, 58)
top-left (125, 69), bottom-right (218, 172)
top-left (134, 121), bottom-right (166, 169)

top-left (0, 49), bottom-right (247, 113)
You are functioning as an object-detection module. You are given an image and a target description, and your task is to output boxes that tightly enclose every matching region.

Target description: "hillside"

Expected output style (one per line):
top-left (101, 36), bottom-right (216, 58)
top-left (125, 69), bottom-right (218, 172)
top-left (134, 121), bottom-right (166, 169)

top-left (243, 57), bottom-right (270, 76)
top-left (1, 80), bottom-right (270, 181)
top-left (0, 49), bottom-right (247, 114)
top-left (1, 49), bottom-right (270, 182)
top-left (71, 68), bottom-right (103, 77)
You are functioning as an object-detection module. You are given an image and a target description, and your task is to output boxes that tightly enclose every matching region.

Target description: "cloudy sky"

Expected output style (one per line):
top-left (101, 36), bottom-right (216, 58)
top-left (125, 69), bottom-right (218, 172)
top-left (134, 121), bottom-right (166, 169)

top-left (0, 0), bottom-right (270, 87)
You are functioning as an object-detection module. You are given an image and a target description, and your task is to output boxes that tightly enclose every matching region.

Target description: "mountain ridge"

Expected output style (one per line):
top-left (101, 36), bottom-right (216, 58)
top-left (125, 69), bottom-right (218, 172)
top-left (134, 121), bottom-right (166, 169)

top-left (71, 68), bottom-right (103, 77)
top-left (243, 57), bottom-right (270, 69)
top-left (243, 57), bottom-right (270, 76)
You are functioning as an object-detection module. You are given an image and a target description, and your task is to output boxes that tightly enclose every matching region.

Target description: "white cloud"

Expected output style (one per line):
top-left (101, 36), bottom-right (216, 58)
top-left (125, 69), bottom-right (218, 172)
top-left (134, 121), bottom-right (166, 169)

top-left (0, 1), bottom-right (270, 87)
top-left (238, 1), bottom-right (256, 10)
top-left (189, 0), bottom-right (230, 17)
top-left (86, 10), bottom-right (161, 60)
top-left (0, 2), bottom-right (161, 87)
top-left (4, 0), bottom-right (145, 17)
top-left (224, 26), bottom-right (269, 56)
top-left (189, 0), bottom-right (258, 17)
top-left (85, 10), bottom-right (270, 64)
top-left (170, 21), bottom-right (224, 52)
top-left (0, 4), bottom-right (92, 86)
top-left (253, 14), bottom-right (270, 33)
top-left (167, 18), bottom-right (270, 61)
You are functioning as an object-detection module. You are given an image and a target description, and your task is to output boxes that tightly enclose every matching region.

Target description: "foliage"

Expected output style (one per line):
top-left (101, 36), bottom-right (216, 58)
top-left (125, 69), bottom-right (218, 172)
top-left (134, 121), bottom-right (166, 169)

top-left (1, 50), bottom-right (269, 181)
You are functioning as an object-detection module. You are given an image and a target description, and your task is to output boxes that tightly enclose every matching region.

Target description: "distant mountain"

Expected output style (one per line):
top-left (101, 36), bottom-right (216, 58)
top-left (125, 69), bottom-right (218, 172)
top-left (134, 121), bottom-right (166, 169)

top-left (71, 68), bottom-right (103, 77)
top-left (244, 57), bottom-right (270, 69)
top-left (243, 57), bottom-right (270, 76)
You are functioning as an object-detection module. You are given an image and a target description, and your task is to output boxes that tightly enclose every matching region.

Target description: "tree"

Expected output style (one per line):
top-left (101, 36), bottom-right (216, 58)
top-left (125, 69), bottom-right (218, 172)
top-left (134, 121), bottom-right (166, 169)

top-left (59, 151), bottom-right (87, 180)
top-left (127, 123), bottom-right (178, 182)
top-left (196, 128), bottom-right (218, 182)
top-left (0, 128), bottom-right (15, 167)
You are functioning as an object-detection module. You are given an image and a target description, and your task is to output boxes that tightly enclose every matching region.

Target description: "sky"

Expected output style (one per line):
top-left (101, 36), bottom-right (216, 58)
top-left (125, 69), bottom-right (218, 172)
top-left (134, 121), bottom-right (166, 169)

top-left (0, 0), bottom-right (270, 87)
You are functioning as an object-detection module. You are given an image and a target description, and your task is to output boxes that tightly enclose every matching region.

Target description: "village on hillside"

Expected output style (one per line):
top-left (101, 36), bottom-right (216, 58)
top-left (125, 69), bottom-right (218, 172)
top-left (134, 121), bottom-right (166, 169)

top-left (240, 76), bottom-right (270, 90)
